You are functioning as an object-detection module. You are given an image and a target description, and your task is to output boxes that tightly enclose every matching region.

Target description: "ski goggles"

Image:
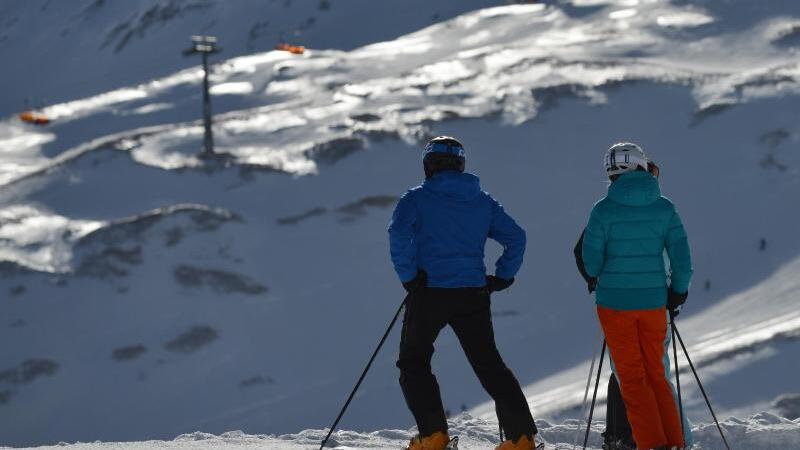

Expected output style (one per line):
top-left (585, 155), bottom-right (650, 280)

top-left (423, 141), bottom-right (465, 158)
top-left (605, 150), bottom-right (647, 174)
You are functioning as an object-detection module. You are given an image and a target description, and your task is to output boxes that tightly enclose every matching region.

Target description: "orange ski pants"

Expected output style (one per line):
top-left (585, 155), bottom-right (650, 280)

top-left (597, 305), bottom-right (685, 450)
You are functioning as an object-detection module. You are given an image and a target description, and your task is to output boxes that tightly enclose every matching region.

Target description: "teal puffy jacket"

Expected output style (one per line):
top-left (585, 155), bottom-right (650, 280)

top-left (582, 171), bottom-right (693, 310)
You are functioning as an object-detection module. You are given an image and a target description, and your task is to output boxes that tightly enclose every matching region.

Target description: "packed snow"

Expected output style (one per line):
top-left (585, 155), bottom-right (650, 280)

top-left (8, 413), bottom-right (800, 450)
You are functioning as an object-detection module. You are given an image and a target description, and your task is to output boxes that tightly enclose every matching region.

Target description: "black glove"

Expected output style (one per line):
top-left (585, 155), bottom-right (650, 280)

top-left (588, 277), bottom-right (598, 294)
top-left (574, 231), bottom-right (597, 295)
top-left (485, 275), bottom-right (514, 293)
top-left (667, 288), bottom-right (688, 319)
top-left (402, 270), bottom-right (427, 293)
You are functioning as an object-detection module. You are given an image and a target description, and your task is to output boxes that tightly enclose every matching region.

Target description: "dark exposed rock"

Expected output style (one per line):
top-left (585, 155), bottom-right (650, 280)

top-left (350, 113), bottom-right (381, 123)
top-left (760, 154), bottom-right (789, 172)
top-left (174, 265), bottom-right (267, 295)
top-left (355, 129), bottom-right (398, 142)
top-left (76, 246), bottom-right (142, 278)
top-left (760, 129), bottom-right (793, 172)
top-left (100, 247), bottom-right (142, 265)
top-left (75, 205), bottom-right (238, 279)
top-left (761, 129), bottom-right (791, 148)
top-left (165, 326), bottom-right (219, 353)
top-left (79, 205), bottom-right (237, 248)
top-left (112, 345), bottom-right (147, 362)
top-left (0, 359), bottom-right (59, 385)
top-left (278, 195), bottom-right (398, 226)
top-left (277, 207), bottom-right (328, 225)
top-left (0, 390), bottom-right (12, 404)
top-left (19, 359), bottom-right (58, 383)
top-left (307, 137), bottom-right (364, 164)
top-left (337, 195), bottom-right (398, 222)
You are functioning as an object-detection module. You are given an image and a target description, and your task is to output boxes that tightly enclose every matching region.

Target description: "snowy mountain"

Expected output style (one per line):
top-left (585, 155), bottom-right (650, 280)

top-left (1, 0), bottom-right (799, 447)
top-left (0, 0), bottom-right (507, 117)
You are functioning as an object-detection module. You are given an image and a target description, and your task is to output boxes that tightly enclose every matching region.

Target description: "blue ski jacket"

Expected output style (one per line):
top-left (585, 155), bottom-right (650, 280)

top-left (582, 171), bottom-right (693, 310)
top-left (388, 171), bottom-right (526, 288)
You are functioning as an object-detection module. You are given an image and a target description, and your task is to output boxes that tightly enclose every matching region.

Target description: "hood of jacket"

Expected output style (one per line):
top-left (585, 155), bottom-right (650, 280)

top-left (607, 171), bottom-right (661, 206)
top-left (422, 171), bottom-right (482, 202)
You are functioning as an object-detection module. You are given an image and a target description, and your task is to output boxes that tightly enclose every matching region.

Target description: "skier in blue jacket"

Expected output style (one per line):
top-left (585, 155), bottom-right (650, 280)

top-left (388, 136), bottom-right (538, 450)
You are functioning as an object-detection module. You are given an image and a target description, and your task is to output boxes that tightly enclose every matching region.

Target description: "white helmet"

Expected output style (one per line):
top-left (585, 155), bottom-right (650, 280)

top-left (604, 142), bottom-right (648, 177)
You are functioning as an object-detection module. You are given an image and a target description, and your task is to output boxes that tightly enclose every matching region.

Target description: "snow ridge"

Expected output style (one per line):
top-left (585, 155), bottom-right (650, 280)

top-left (20, 412), bottom-right (800, 450)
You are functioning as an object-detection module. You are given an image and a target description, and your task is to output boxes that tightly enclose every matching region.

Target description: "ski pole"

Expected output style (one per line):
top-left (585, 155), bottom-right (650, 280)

top-left (671, 319), bottom-right (684, 440)
top-left (573, 327), bottom-right (603, 450)
top-left (583, 340), bottom-right (606, 450)
top-left (319, 295), bottom-right (408, 450)
top-left (671, 322), bottom-right (731, 450)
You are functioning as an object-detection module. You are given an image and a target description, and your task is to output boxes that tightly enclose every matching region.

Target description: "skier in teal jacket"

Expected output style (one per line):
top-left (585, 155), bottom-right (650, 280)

top-left (575, 159), bottom-right (694, 449)
top-left (582, 142), bottom-right (693, 450)
top-left (582, 159), bottom-right (692, 311)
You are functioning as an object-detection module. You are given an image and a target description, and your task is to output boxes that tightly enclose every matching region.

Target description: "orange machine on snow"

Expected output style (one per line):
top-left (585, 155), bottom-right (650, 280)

top-left (275, 43), bottom-right (305, 55)
top-left (19, 111), bottom-right (51, 125)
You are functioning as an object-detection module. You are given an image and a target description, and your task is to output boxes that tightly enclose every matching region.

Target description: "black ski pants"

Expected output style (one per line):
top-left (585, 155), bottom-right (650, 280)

top-left (397, 287), bottom-right (536, 441)
top-left (604, 373), bottom-right (634, 445)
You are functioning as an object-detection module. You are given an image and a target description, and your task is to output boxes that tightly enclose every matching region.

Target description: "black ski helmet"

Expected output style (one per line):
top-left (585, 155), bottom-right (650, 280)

top-left (423, 136), bottom-right (466, 179)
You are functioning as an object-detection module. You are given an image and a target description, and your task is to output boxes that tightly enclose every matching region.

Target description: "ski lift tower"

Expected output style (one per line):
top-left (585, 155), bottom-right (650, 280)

top-left (185, 35), bottom-right (221, 157)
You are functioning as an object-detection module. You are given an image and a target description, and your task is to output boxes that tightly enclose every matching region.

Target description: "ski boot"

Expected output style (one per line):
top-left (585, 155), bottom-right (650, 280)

top-left (405, 431), bottom-right (450, 450)
top-left (495, 434), bottom-right (544, 450)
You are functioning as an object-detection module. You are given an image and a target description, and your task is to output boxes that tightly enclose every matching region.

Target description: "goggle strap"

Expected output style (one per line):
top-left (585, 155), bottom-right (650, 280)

top-left (425, 142), bottom-right (465, 157)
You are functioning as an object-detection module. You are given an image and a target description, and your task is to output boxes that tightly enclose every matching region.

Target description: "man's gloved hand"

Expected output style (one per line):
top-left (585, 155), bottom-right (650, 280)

top-left (667, 288), bottom-right (688, 320)
top-left (485, 275), bottom-right (514, 293)
top-left (588, 277), bottom-right (598, 294)
top-left (402, 270), bottom-right (427, 293)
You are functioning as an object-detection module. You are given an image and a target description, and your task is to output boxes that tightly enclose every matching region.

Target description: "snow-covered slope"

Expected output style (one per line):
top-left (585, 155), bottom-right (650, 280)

top-left (9, 413), bottom-right (800, 450)
top-left (1, 0), bottom-right (799, 447)
top-left (0, 0), bottom-right (506, 117)
top-left (474, 253), bottom-right (800, 423)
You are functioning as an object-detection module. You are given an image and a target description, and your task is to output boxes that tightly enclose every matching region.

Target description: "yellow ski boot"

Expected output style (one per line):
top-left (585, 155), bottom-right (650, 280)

top-left (495, 434), bottom-right (544, 450)
top-left (405, 431), bottom-right (450, 450)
